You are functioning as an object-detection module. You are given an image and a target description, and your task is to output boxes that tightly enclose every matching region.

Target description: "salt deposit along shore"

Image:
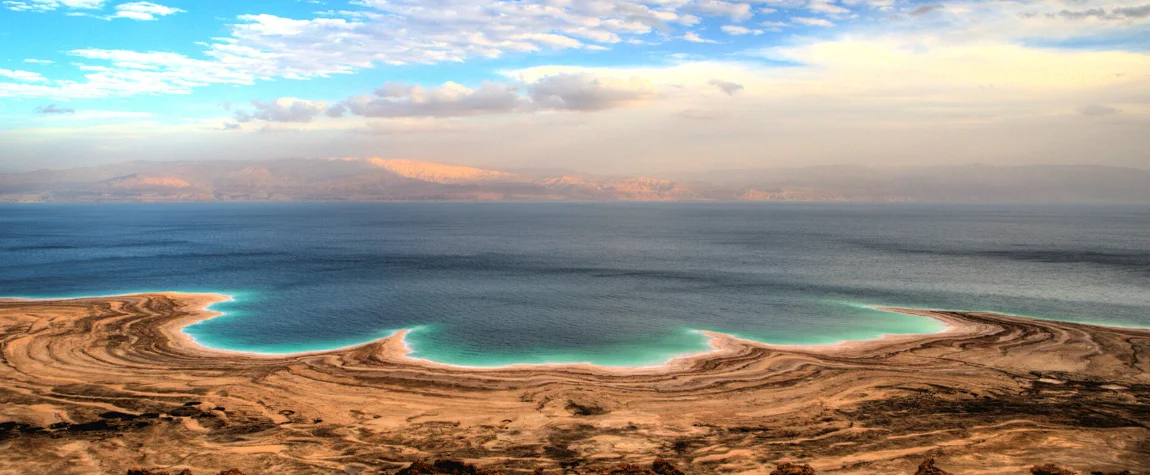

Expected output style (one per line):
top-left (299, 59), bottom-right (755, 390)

top-left (1, 293), bottom-right (1147, 473)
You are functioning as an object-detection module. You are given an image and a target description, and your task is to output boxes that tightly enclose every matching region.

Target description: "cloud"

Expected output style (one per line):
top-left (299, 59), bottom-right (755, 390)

top-left (35, 104), bottom-right (75, 114)
top-left (35, 110), bottom-right (153, 120)
top-left (720, 25), bottom-right (763, 35)
top-left (223, 122), bottom-right (241, 130)
top-left (791, 16), bottom-right (835, 26)
top-left (682, 31), bottom-right (718, 43)
top-left (6, 0), bottom-right (1150, 115)
top-left (304, 73), bottom-right (662, 120)
top-left (0, 0), bottom-right (780, 98)
top-left (110, 2), bottom-right (182, 20)
top-left (342, 82), bottom-right (523, 118)
top-left (325, 103), bottom-right (347, 118)
top-left (760, 20), bottom-right (788, 30)
top-left (24, 59), bottom-right (54, 64)
top-left (1058, 7), bottom-right (1107, 19)
top-left (0, 49), bottom-right (257, 98)
top-left (807, 0), bottom-right (851, 15)
top-left (1056, 4), bottom-right (1150, 20)
top-left (0, 68), bottom-right (46, 82)
top-left (1113, 4), bottom-right (1150, 18)
top-left (1079, 104), bottom-right (1118, 116)
top-left (527, 73), bottom-right (659, 111)
top-left (235, 98), bottom-right (328, 123)
top-left (708, 79), bottom-right (745, 95)
top-left (2, 0), bottom-right (103, 12)
top-left (688, 0), bottom-right (754, 21)
top-left (909, 3), bottom-right (944, 16)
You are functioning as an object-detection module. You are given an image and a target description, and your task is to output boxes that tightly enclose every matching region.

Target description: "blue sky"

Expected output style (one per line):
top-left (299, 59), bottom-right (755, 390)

top-left (1, 0), bottom-right (1148, 172)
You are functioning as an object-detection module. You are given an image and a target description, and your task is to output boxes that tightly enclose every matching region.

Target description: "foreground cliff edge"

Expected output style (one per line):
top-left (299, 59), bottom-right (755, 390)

top-left (1, 293), bottom-right (1146, 473)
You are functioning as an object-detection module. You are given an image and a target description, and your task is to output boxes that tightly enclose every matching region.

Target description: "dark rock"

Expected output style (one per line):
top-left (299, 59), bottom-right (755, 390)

top-left (0, 421), bottom-right (43, 437)
top-left (915, 457), bottom-right (953, 475)
top-left (584, 459), bottom-right (686, 475)
top-left (67, 420), bottom-right (112, 432)
top-left (393, 460), bottom-right (506, 475)
top-left (1032, 464), bottom-right (1079, 475)
top-left (100, 411), bottom-right (138, 421)
top-left (565, 401), bottom-right (607, 416)
top-left (770, 462), bottom-right (816, 475)
top-left (652, 458), bottom-right (685, 475)
top-left (168, 406), bottom-right (202, 417)
top-left (1090, 471), bottom-right (1132, 475)
top-left (587, 464), bottom-right (655, 475)
top-left (217, 470), bottom-right (245, 475)
top-left (127, 467), bottom-right (169, 475)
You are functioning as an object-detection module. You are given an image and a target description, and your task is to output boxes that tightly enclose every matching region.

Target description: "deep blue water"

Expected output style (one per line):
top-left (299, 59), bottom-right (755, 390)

top-left (2, 202), bottom-right (1148, 366)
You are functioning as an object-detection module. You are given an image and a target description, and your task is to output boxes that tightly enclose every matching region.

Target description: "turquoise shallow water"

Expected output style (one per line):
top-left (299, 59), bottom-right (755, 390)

top-left (2, 202), bottom-right (1147, 366)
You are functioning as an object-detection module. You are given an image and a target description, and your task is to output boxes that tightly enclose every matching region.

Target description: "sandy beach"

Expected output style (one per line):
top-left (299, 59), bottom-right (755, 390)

top-left (1, 292), bottom-right (1147, 474)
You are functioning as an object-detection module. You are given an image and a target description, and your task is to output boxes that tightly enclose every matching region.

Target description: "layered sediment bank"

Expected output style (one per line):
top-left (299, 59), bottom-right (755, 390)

top-left (1, 293), bottom-right (1147, 474)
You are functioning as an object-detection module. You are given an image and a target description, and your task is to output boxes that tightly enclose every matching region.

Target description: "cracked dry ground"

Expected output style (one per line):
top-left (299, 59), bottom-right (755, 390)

top-left (0, 294), bottom-right (1148, 474)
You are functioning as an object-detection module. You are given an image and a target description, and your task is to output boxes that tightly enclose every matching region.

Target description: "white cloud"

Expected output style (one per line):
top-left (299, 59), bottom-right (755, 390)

top-left (0, 69), bottom-right (46, 82)
top-left (6, 0), bottom-right (1150, 104)
top-left (0, 0), bottom-right (786, 99)
top-left (342, 82), bottom-right (524, 118)
top-left (791, 16), bottom-right (835, 26)
top-left (721, 25), bottom-right (763, 35)
top-left (807, 0), bottom-right (852, 16)
top-left (760, 20), bottom-right (788, 30)
top-left (689, 0), bottom-right (754, 21)
top-left (35, 104), bottom-right (74, 114)
top-left (235, 98), bottom-right (328, 123)
top-left (683, 31), bottom-right (719, 43)
top-left (24, 59), bottom-right (55, 64)
top-left (110, 2), bottom-right (182, 20)
top-left (527, 73), bottom-right (659, 111)
top-left (708, 79), bottom-right (745, 95)
top-left (326, 73), bottom-right (660, 119)
top-left (37, 110), bottom-right (154, 120)
top-left (2, 0), bottom-right (103, 12)
top-left (0, 49), bottom-right (256, 98)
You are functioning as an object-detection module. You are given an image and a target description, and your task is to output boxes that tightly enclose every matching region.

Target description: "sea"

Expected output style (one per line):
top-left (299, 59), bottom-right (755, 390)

top-left (2, 202), bottom-right (1147, 367)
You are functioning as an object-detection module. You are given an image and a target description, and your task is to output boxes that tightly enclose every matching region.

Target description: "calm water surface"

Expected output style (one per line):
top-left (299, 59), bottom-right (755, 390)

top-left (2, 203), bottom-right (1147, 366)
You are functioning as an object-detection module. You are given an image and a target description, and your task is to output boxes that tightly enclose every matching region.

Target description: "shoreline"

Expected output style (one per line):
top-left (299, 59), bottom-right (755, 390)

top-left (161, 292), bottom-right (970, 371)
top-left (3, 291), bottom-right (1142, 371)
top-left (0, 291), bottom-right (984, 372)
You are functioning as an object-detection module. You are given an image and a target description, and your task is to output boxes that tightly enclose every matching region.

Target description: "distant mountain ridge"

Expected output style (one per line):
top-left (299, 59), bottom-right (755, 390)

top-left (1, 158), bottom-right (1147, 203)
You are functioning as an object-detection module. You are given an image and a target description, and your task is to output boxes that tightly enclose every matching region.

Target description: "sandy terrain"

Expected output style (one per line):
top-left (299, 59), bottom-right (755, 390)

top-left (0, 293), bottom-right (1147, 474)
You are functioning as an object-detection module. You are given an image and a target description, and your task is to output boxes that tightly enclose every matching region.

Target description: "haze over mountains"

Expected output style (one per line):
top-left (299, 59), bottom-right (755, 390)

top-left (1, 158), bottom-right (1147, 203)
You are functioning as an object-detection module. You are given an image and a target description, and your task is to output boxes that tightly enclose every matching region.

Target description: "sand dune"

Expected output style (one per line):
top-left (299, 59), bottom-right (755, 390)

top-left (0, 293), bottom-right (1147, 474)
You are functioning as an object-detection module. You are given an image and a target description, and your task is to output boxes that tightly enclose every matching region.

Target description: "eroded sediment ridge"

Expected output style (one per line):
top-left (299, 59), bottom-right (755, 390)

top-left (1, 293), bottom-right (1147, 474)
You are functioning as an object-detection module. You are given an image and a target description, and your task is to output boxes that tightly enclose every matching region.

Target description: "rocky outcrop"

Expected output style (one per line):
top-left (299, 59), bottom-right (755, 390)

top-left (384, 458), bottom-right (685, 475)
top-left (768, 462), bottom-right (816, 475)
top-left (1032, 464), bottom-right (1079, 475)
top-left (915, 457), bottom-right (953, 475)
top-left (651, 458), bottom-right (686, 475)
top-left (126, 468), bottom-right (232, 475)
top-left (392, 460), bottom-right (504, 475)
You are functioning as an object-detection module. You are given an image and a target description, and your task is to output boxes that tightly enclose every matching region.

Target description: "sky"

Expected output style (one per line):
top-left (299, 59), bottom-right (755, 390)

top-left (0, 0), bottom-right (1148, 174)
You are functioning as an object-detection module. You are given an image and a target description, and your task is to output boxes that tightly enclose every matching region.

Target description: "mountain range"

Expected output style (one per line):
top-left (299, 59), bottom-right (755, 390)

top-left (2, 158), bottom-right (1148, 203)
